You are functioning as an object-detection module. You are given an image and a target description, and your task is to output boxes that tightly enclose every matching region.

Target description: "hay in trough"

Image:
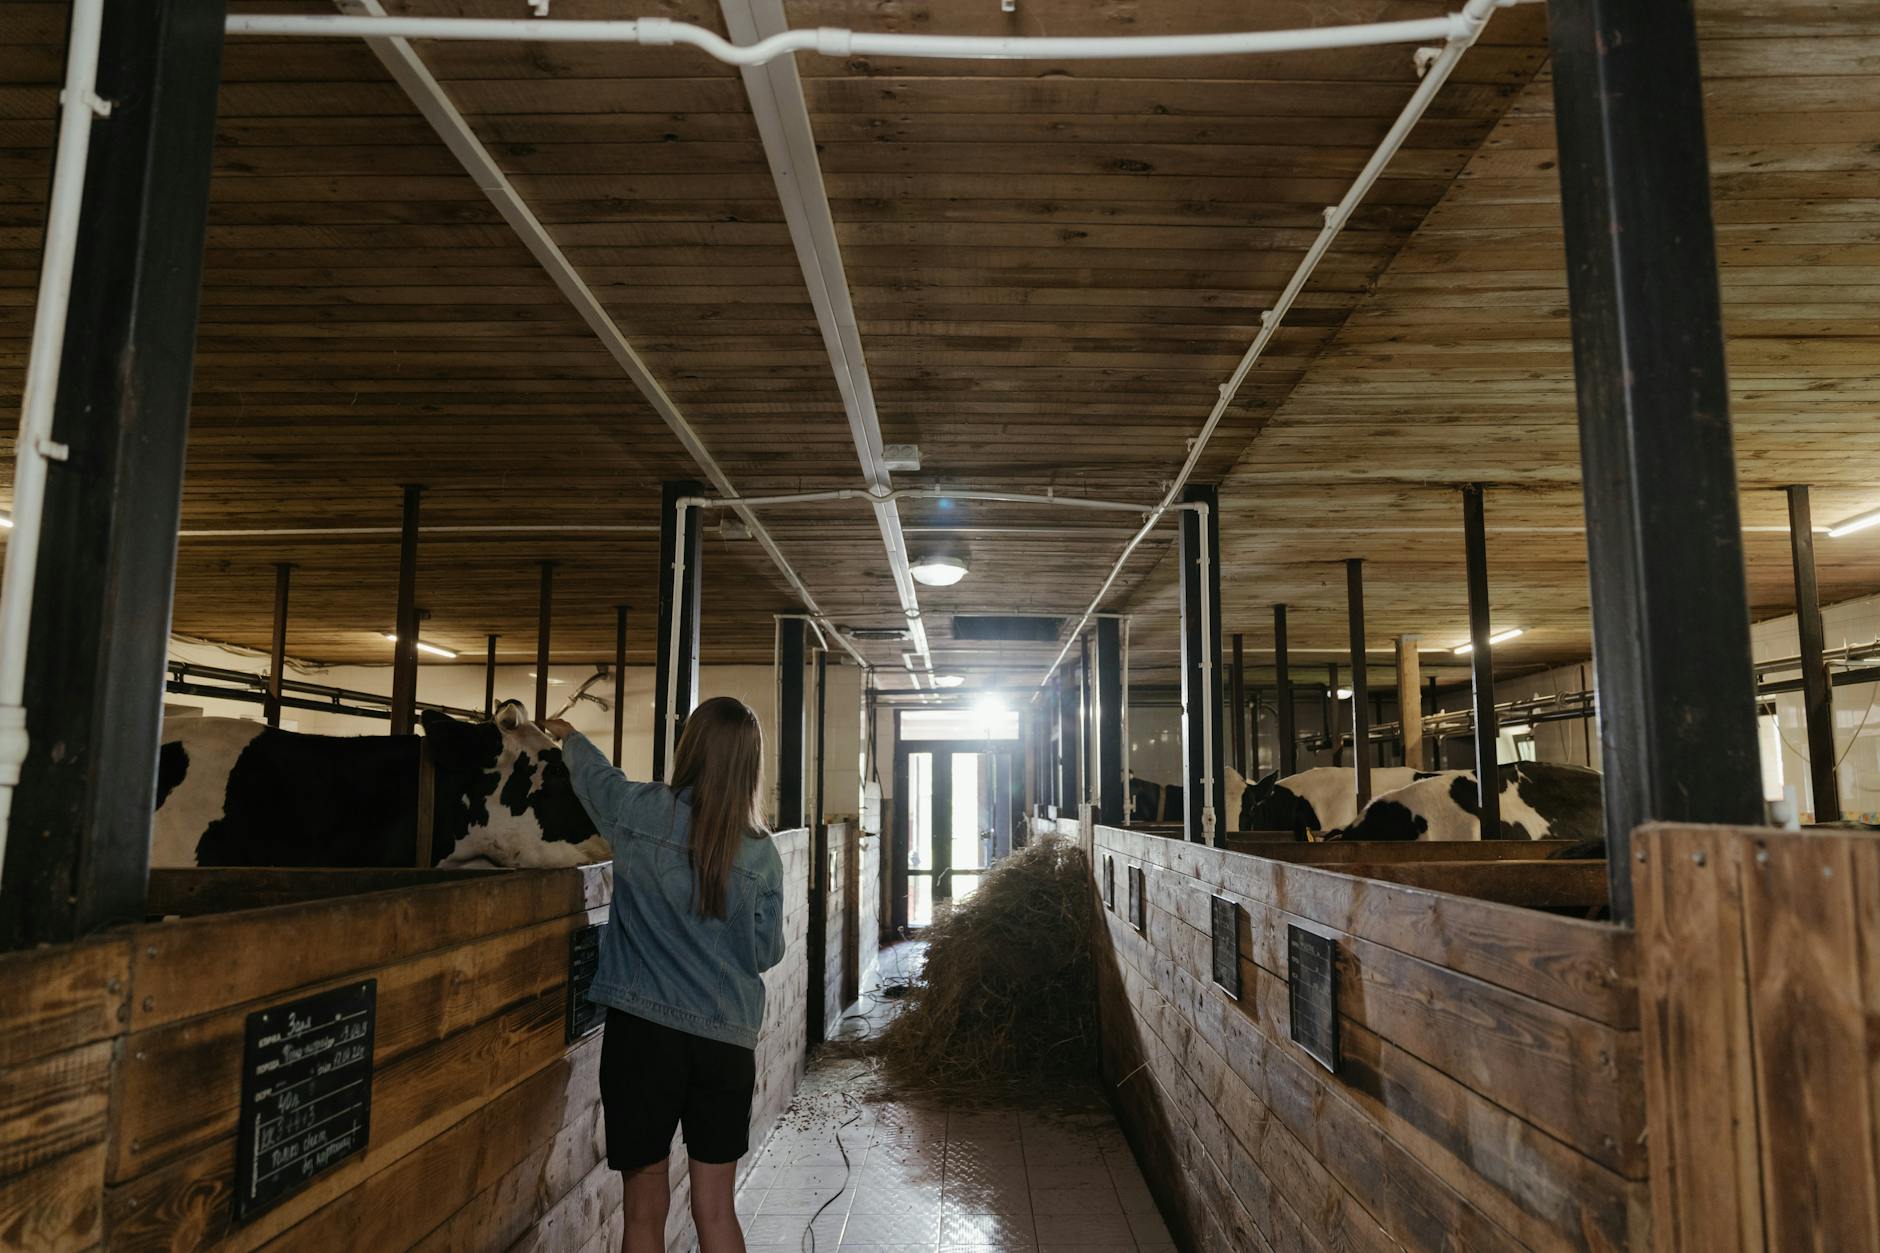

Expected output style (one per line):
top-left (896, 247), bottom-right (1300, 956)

top-left (873, 836), bottom-right (1098, 1099)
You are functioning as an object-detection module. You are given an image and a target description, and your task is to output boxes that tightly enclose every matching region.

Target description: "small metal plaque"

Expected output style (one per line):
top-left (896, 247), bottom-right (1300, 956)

top-left (1287, 926), bottom-right (1339, 1073)
top-left (1103, 854), bottom-right (1115, 911)
top-left (567, 924), bottom-right (603, 1043)
top-left (234, 980), bottom-right (376, 1223)
top-left (1211, 896), bottom-right (1241, 999)
top-left (1127, 865), bottom-right (1145, 932)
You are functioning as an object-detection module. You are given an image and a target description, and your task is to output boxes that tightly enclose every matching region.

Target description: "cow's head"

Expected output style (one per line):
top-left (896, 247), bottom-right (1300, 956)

top-left (420, 700), bottom-right (606, 868)
top-left (1241, 771), bottom-right (1311, 840)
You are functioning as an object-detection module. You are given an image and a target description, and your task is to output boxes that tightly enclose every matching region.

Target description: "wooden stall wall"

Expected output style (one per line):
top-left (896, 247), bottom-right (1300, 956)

top-left (735, 830), bottom-right (811, 1249)
top-left (1634, 824), bottom-right (1880, 1253)
top-left (821, 823), bottom-right (849, 1041)
top-left (1090, 825), bottom-right (1648, 1253)
top-left (0, 831), bottom-right (810, 1253)
top-left (855, 829), bottom-right (881, 999)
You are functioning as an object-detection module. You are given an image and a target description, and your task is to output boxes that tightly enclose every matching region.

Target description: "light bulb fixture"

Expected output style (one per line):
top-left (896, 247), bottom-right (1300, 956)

top-left (1336, 687), bottom-right (1354, 700)
top-left (1827, 506), bottom-right (1880, 539)
top-left (931, 674), bottom-right (966, 688)
top-left (909, 554), bottom-right (968, 587)
top-left (528, 672), bottom-right (567, 685)
top-left (382, 631), bottom-right (458, 660)
top-left (1453, 627), bottom-right (1524, 656)
top-left (0, 513), bottom-right (12, 528)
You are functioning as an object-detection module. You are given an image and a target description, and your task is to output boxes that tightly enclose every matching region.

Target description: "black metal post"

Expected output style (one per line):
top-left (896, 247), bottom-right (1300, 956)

top-left (1274, 604), bottom-right (1296, 776)
top-left (535, 560), bottom-right (555, 723)
top-left (483, 634), bottom-right (498, 719)
top-left (389, 485), bottom-right (423, 736)
top-left (1079, 634), bottom-right (1093, 807)
top-left (612, 605), bottom-right (629, 767)
top-left (1462, 485), bottom-right (1501, 838)
top-left (1056, 668), bottom-right (1078, 813)
top-left (1230, 634), bottom-right (1248, 777)
top-left (1095, 617), bottom-right (1125, 827)
top-left (0, 0), bottom-right (225, 949)
top-left (1179, 484), bottom-right (1225, 842)
top-left (808, 646), bottom-right (828, 1045)
top-left (266, 563), bottom-right (291, 728)
top-left (777, 619), bottom-right (807, 829)
top-left (1787, 485), bottom-right (1839, 821)
top-left (1325, 665), bottom-right (1338, 763)
top-left (653, 479), bottom-right (704, 781)
top-left (1346, 559), bottom-right (1371, 809)
top-left (1550, 0), bottom-right (1763, 920)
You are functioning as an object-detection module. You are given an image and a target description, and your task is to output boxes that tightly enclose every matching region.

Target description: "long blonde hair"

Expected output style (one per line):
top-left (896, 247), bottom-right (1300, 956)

top-left (671, 696), bottom-right (769, 918)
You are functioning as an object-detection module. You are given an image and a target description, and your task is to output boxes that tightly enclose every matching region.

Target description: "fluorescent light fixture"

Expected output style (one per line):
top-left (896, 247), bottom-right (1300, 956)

top-left (931, 674), bottom-right (965, 689)
top-left (909, 555), bottom-right (968, 587)
top-left (1827, 506), bottom-right (1880, 539)
top-left (382, 631), bottom-right (459, 660)
top-left (1336, 687), bottom-right (1354, 700)
top-left (1453, 628), bottom-right (1524, 656)
top-left (527, 672), bottom-right (567, 685)
top-left (0, 513), bottom-right (11, 529)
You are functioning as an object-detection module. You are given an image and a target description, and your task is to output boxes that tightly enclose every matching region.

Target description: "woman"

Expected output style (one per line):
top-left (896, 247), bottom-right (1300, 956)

top-left (545, 698), bottom-right (784, 1253)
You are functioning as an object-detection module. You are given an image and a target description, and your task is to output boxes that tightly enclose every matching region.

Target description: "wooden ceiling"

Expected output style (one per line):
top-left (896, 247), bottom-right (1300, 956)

top-left (2, 0), bottom-right (1875, 690)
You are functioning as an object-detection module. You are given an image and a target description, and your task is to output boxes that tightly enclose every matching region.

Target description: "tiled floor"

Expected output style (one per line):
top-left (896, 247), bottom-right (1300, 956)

top-left (733, 946), bottom-right (1176, 1253)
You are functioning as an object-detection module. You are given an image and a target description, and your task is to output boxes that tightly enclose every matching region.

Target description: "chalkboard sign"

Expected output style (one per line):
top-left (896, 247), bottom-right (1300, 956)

top-left (1287, 926), bottom-right (1339, 1073)
top-left (1127, 865), bottom-right (1145, 932)
top-left (234, 980), bottom-right (376, 1223)
top-left (567, 924), bottom-right (603, 1043)
top-left (1211, 896), bottom-right (1240, 999)
top-left (1103, 855), bottom-right (1115, 911)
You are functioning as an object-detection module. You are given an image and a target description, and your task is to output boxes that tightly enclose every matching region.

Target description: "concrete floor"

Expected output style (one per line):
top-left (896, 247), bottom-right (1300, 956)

top-left (733, 944), bottom-right (1176, 1253)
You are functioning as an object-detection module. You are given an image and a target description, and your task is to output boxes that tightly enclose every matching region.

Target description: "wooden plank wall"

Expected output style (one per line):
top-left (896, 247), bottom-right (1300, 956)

top-left (855, 830), bottom-right (881, 1000)
top-left (1633, 823), bottom-right (1880, 1253)
top-left (821, 823), bottom-right (849, 1042)
top-left (1090, 824), bottom-right (1648, 1253)
top-left (0, 832), bottom-right (812, 1253)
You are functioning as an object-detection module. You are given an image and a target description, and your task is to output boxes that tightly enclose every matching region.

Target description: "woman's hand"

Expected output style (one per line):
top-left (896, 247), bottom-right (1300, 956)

top-left (541, 718), bottom-right (577, 741)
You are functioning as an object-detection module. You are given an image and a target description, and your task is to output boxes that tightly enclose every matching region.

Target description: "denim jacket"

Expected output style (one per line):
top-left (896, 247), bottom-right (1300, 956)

top-left (563, 732), bottom-right (786, 1049)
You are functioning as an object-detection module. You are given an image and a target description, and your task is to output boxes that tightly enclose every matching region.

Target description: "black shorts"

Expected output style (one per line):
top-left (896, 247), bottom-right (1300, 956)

top-left (599, 1009), bottom-right (757, 1170)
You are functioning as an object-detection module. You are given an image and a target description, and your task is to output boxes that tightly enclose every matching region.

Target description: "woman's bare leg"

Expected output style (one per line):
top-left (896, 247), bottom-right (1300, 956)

top-left (621, 1158), bottom-right (671, 1253)
top-left (688, 1159), bottom-right (746, 1253)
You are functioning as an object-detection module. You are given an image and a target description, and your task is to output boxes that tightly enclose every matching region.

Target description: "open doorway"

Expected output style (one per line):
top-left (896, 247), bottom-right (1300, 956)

top-left (893, 740), bottom-right (1022, 931)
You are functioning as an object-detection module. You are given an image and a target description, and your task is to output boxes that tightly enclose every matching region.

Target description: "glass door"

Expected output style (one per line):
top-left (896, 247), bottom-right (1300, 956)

top-left (896, 741), bottom-right (1020, 930)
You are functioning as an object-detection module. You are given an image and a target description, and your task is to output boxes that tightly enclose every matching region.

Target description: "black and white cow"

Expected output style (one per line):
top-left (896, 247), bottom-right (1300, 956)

top-left (1330, 762), bottom-right (1603, 842)
top-left (1129, 767), bottom-right (1248, 827)
top-left (152, 700), bottom-right (607, 868)
top-left (1240, 767), bottom-right (1439, 838)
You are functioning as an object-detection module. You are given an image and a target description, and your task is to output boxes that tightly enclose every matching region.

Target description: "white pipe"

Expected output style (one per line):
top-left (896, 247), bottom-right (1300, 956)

top-left (1197, 504), bottom-right (1216, 843)
top-left (0, 0), bottom-right (109, 880)
top-left (1036, 0), bottom-right (1503, 696)
top-left (176, 524), bottom-right (660, 538)
top-left (663, 498), bottom-right (689, 777)
top-left (226, 11), bottom-right (1504, 63)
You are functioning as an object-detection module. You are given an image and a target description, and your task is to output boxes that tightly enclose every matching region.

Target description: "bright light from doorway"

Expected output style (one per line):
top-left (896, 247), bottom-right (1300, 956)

top-left (1453, 628), bottom-right (1524, 655)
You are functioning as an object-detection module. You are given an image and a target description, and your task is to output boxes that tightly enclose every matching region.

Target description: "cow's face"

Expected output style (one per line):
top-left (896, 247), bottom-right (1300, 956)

top-left (421, 701), bottom-right (606, 867)
top-left (1241, 772), bottom-right (1310, 838)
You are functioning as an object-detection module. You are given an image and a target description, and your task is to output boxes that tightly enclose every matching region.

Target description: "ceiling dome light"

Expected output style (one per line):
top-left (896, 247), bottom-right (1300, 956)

top-left (909, 555), bottom-right (968, 587)
top-left (931, 674), bottom-right (965, 688)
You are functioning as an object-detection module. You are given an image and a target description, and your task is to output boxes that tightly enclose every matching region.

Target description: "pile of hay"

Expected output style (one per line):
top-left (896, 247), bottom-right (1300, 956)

top-left (874, 836), bottom-right (1098, 1098)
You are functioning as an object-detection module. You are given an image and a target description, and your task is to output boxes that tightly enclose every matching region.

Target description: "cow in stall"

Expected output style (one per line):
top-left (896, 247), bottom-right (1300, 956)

top-left (1240, 766), bottom-right (1440, 839)
top-left (152, 699), bottom-right (608, 867)
top-left (1329, 761), bottom-right (1603, 842)
top-left (1129, 766), bottom-right (1249, 827)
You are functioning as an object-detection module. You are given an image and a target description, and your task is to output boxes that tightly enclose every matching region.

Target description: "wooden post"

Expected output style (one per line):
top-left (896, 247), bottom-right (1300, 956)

top-left (1395, 635), bottom-right (1422, 773)
top-left (1549, 0), bottom-right (1763, 921)
top-left (1179, 484), bottom-right (1224, 842)
top-left (266, 563), bottom-right (291, 728)
top-left (1786, 486), bottom-right (1839, 822)
top-left (1274, 604), bottom-right (1296, 776)
top-left (534, 560), bottom-right (555, 723)
top-left (777, 618), bottom-right (806, 829)
top-left (389, 485), bottom-right (423, 736)
top-left (612, 605), bottom-right (629, 768)
top-left (1346, 560), bottom-right (1372, 809)
top-left (1462, 485), bottom-right (1501, 838)
top-left (653, 479), bottom-right (703, 781)
top-left (0, 0), bottom-right (226, 948)
top-left (1095, 617), bottom-right (1126, 827)
top-left (1230, 634), bottom-right (1248, 776)
top-left (483, 634), bottom-right (497, 720)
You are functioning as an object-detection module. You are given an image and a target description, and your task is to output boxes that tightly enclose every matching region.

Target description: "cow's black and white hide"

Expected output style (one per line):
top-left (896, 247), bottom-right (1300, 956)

top-left (1128, 767), bottom-right (1248, 827)
top-left (1240, 766), bottom-right (1438, 838)
top-left (152, 700), bottom-right (606, 868)
top-left (1330, 762), bottom-right (1604, 842)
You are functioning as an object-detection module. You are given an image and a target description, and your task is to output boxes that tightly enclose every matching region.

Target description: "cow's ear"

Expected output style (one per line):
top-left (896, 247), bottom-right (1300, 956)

top-left (1253, 771), bottom-right (1278, 799)
top-left (422, 709), bottom-right (498, 768)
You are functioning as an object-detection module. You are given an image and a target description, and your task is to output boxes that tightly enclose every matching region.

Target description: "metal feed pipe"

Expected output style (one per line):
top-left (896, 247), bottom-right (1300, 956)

top-left (226, 9), bottom-right (1526, 64)
top-left (0, 0), bottom-right (109, 881)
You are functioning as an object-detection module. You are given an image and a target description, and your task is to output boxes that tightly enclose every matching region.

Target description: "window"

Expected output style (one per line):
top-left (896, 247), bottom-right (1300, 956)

top-left (900, 707), bottom-right (1020, 741)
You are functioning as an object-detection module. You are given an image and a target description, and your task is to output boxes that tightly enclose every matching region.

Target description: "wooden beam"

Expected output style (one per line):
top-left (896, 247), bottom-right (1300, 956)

top-left (534, 560), bottom-right (554, 723)
top-left (1549, 0), bottom-right (1763, 922)
top-left (1462, 485), bottom-right (1500, 838)
top-left (0, 0), bottom-right (225, 948)
top-left (1346, 558), bottom-right (1371, 810)
top-left (1395, 635), bottom-right (1421, 772)
top-left (389, 484), bottom-right (422, 736)
top-left (1274, 604), bottom-right (1296, 777)
top-left (266, 563), bottom-right (291, 728)
top-left (612, 606), bottom-right (628, 768)
top-left (1786, 486), bottom-right (1839, 822)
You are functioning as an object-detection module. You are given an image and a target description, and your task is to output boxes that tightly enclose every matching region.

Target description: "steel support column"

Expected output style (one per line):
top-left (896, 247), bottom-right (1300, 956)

top-left (0, 0), bottom-right (225, 948)
top-left (1274, 604), bottom-right (1296, 776)
top-left (483, 634), bottom-right (498, 719)
top-left (1056, 667), bottom-right (1078, 813)
top-left (653, 479), bottom-right (704, 780)
top-left (1179, 485), bottom-right (1224, 842)
top-left (534, 560), bottom-right (555, 723)
top-left (1462, 485), bottom-right (1501, 837)
top-left (808, 646), bottom-right (828, 1045)
top-left (1230, 634), bottom-right (1248, 777)
top-left (1787, 485), bottom-right (1839, 821)
top-left (612, 605), bottom-right (629, 767)
top-left (1095, 617), bottom-right (1125, 827)
top-left (389, 484), bottom-right (423, 735)
top-left (777, 618), bottom-right (807, 829)
top-left (1079, 634), bottom-right (1093, 808)
top-left (1549, 0), bottom-right (1763, 920)
top-left (266, 563), bottom-right (291, 728)
top-left (1346, 559), bottom-right (1372, 809)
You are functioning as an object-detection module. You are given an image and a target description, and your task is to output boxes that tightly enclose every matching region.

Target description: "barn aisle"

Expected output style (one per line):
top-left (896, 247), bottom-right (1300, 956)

top-left (732, 945), bottom-right (1174, 1253)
